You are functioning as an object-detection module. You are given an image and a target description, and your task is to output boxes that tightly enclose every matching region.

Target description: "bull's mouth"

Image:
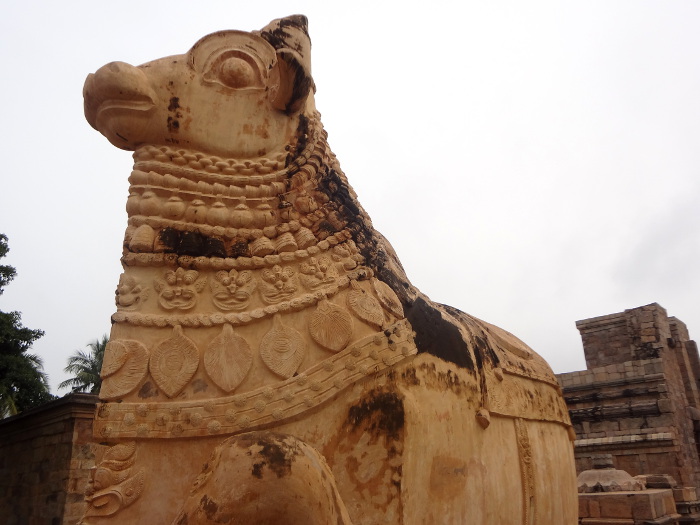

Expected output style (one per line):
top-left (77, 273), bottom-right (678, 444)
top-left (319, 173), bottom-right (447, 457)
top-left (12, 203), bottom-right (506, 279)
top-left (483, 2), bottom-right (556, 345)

top-left (83, 65), bottom-right (157, 131)
top-left (96, 97), bottom-right (156, 116)
top-left (93, 96), bottom-right (156, 134)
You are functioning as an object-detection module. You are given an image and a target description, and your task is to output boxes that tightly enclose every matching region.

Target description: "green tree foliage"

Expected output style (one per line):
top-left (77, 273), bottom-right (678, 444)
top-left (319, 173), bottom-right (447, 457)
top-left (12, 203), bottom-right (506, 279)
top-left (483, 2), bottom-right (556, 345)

top-left (0, 234), bottom-right (54, 418)
top-left (58, 335), bottom-right (107, 394)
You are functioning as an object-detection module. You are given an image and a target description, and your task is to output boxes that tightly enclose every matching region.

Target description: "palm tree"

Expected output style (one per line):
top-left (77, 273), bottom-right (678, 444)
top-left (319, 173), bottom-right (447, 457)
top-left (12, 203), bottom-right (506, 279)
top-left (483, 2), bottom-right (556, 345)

top-left (59, 335), bottom-right (108, 394)
top-left (0, 352), bottom-right (51, 418)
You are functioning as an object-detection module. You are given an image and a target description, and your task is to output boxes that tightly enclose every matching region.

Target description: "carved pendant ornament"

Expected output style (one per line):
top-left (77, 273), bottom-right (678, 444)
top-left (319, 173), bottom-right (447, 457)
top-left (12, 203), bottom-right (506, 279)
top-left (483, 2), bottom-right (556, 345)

top-left (94, 318), bottom-right (417, 440)
top-left (101, 267), bottom-right (408, 402)
top-left (259, 314), bottom-right (306, 378)
top-left (203, 324), bottom-right (252, 393)
top-left (100, 340), bottom-right (149, 400)
top-left (149, 325), bottom-right (199, 397)
top-left (309, 299), bottom-right (353, 352)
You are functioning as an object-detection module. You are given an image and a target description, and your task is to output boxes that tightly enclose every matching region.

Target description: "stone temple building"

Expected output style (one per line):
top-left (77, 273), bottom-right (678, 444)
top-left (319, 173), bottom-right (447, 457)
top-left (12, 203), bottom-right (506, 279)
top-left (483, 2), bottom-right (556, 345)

top-left (558, 303), bottom-right (700, 523)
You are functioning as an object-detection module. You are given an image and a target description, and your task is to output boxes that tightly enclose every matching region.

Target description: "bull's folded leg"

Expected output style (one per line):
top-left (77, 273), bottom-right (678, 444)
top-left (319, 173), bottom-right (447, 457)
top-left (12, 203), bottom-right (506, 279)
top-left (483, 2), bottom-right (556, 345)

top-left (172, 432), bottom-right (353, 525)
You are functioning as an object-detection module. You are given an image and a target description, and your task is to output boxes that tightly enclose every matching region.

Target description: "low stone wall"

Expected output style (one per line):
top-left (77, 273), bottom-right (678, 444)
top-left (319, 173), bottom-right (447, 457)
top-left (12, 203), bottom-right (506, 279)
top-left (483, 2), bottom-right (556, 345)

top-left (578, 489), bottom-right (680, 524)
top-left (0, 393), bottom-right (101, 525)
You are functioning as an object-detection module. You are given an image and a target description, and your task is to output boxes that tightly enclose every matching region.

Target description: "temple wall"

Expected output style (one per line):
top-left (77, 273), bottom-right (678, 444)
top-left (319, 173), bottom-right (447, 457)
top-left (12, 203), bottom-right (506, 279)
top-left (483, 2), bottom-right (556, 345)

top-left (0, 394), bottom-right (102, 525)
top-left (558, 303), bottom-right (700, 520)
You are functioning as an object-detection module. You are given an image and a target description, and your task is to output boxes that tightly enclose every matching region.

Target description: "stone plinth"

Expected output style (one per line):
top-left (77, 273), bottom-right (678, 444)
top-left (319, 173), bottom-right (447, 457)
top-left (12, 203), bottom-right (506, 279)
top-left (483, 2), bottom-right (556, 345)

top-left (578, 489), bottom-right (680, 524)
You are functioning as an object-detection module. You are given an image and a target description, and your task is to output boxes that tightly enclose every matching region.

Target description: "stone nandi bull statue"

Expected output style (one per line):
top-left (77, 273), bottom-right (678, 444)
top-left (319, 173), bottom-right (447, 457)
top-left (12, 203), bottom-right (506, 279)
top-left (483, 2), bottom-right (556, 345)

top-left (82, 15), bottom-right (577, 524)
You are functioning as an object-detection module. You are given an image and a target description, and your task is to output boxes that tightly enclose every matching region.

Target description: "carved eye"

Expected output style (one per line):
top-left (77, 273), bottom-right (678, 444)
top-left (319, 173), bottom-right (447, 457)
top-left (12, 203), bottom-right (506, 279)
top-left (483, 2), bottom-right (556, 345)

top-left (218, 56), bottom-right (256, 88)
top-left (203, 51), bottom-right (264, 90)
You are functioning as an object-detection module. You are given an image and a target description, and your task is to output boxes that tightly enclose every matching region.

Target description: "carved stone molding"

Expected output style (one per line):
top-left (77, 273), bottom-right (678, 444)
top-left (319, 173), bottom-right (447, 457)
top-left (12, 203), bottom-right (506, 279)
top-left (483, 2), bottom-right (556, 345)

top-left (94, 319), bottom-right (417, 440)
top-left (515, 418), bottom-right (535, 525)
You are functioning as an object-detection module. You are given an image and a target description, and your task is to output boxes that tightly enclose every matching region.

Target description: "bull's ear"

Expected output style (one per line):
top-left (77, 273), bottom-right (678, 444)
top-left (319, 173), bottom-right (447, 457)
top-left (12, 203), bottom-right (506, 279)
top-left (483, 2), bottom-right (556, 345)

top-left (259, 15), bottom-right (314, 114)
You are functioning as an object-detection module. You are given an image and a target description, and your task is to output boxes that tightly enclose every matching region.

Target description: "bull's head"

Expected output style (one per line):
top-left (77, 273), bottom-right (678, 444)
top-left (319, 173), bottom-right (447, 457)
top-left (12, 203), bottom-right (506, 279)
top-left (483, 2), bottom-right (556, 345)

top-left (83, 15), bottom-right (314, 158)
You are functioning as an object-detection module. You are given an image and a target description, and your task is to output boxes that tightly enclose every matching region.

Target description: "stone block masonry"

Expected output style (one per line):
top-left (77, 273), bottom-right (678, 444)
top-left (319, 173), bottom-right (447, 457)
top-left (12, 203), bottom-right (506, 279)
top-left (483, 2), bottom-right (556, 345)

top-left (0, 393), bottom-right (102, 525)
top-left (558, 303), bottom-right (700, 523)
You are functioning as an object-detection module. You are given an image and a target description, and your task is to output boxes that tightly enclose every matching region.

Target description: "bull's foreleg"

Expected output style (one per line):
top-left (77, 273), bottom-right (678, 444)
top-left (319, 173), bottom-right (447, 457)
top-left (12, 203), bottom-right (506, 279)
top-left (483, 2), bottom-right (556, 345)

top-left (173, 431), bottom-right (352, 525)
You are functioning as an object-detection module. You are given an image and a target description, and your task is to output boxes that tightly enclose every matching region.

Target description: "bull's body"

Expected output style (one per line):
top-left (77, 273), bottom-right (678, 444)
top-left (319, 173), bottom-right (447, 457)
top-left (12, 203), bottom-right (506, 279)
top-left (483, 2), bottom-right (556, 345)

top-left (82, 15), bottom-right (576, 524)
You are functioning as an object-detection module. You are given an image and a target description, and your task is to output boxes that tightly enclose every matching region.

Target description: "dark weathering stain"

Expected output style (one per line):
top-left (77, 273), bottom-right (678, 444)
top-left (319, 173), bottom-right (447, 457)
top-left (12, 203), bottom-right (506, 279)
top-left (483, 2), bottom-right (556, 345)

top-left (236, 432), bottom-right (295, 480)
top-left (138, 381), bottom-right (158, 398)
top-left (256, 438), bottom-right (293, 478)
top-left (167, 116), bottom-right (180, 133)
top-left (311, 146), bottom-right (479, 373)
top-left (168, 97), bottom-right (180, 111)
top-left (156, 228), bottom-right (246, 258)
top-left (191, 378), bottom-right (208, 393)
top-left (405, 296), bottom-right (474, 370)
top-left (346, 389), bottom-right (404, 441)
top-left (472, 333), bottom-right (500, 368)
top-left (200, 495), bottom-right (218, 520)
top-left (259, 15), bottom-right (312, 114)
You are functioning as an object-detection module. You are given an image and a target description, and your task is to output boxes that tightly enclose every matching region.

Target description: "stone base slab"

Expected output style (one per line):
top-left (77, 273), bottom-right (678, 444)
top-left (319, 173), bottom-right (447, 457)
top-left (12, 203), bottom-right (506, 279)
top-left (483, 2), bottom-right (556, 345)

top-left (579, 489), bottom-right (680, 524)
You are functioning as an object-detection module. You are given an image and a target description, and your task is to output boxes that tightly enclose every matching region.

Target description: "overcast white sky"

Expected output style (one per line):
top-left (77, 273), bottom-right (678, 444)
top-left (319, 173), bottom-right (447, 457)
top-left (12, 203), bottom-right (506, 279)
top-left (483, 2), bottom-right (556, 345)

top-left (1, 1), bottom-right (699, 394)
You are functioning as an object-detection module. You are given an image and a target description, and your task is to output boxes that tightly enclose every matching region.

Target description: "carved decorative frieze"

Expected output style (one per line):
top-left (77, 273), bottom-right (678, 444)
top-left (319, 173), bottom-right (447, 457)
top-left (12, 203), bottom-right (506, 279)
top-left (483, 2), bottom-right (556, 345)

top-left (112, 268), bottom-right (371, 329)
top-left (259, 314), bottom-right (306, 378)
top-left (210, 269), bottom-right (256, 311)
top-left (484, 367), bottom-right (569, 425)
top-left (100, 340), bottom-right (149, 400)
top-left (309, 299), bottom-right (353, 352)
top-left (81, 442), bottom-right (144, 521)
top-left (94, 319), bottom-right (417, 440)
top-left (149, 325), bottom-right (199, 397)
top-left (515, 418), bottom-right (536, 525)
top-left (115, 274), bottom-right (149, 310)
top-left (347, 280), bottom-right (384, 328)
top-left (121, 229), bottom-right (355, 269)
top-left (371, 277), bottom-right (404, 319)
top-left (154, 268), bottom-right (207, 311)
top-left (300, 256), bottom-right (339, 290)
top-left (203, 324), bottom-right (252, 393)
top-left (259, 265), bottom-right (298, 304)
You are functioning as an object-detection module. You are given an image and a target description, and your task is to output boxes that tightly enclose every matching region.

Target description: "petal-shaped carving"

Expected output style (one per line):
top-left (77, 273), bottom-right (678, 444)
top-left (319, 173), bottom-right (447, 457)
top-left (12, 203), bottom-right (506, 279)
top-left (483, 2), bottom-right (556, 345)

top-left (102, 441), bottom-right (136, 463)
top-left (100, 340), bottom-right (149, 400)
top-left (309, 299), bottom-right (353, 352)
top-left (260, 314), bottom-right (306, 378)
top-left (204, 324), bottom-right (253, 393)
top-left (149, 325), bottom-right (199, 397)
top-left (347, 280), bottom-right (384, 328)
top-left (371, 278), bottom-right (404, 318)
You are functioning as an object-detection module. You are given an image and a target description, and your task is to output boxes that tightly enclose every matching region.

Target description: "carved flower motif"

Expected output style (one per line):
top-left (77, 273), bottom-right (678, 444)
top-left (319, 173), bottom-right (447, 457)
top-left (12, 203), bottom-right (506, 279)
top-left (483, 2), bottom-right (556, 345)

top-left (115, 274), bottom-right (149, 310)
top-left (210, 269), bottom-right (256, 311)
top-left (332, 242), bottom-right (360, 270)
top-left (259, 265), bottom-right (298, 304)
top-left (299, 256), bottom-right (338, 290)
top-left (154, 267), bottom-right (206, 310)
